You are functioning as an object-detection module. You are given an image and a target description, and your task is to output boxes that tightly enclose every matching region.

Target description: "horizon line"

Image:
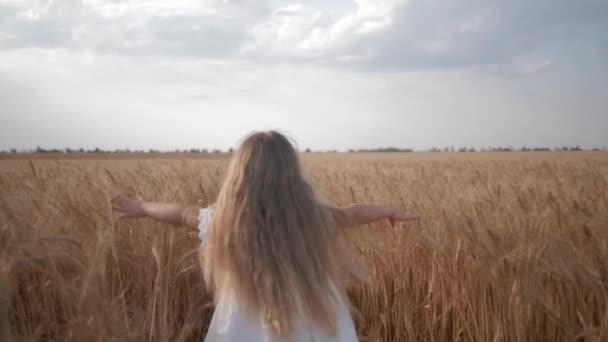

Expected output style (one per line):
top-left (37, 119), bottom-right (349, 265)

top-left (2, 145), bottom-right (607, 154)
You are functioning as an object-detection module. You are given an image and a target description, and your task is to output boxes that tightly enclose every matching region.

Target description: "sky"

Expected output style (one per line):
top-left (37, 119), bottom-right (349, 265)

top-left (0, 0), bottom-right (607, 152)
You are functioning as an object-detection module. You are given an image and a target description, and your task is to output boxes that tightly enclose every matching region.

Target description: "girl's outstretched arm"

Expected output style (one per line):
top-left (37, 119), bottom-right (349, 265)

top-left (333, 204), bottom-right (418, 228)
top-left (111, 195), bottom-right (200, 229)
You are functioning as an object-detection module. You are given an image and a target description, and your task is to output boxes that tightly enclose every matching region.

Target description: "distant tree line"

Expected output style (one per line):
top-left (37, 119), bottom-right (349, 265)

top-left (347, 147), bottom-right (414, 153)
top-left (1, 146), bottom-right (605, 154)
top-left (1, 147), bottom-right (235, 154)
top-left (426, 146), bottom-right (595, 153)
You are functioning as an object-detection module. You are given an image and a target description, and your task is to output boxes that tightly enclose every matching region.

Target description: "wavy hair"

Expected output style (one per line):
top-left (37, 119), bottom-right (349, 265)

top-left (202, 131), bottom-right (360, 337)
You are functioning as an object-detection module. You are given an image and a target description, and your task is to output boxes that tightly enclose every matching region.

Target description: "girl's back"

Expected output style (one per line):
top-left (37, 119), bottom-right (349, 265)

top-left (201, 131), bottom-right (360, 341)
top-left (198, 207), bottom-right (357, 342)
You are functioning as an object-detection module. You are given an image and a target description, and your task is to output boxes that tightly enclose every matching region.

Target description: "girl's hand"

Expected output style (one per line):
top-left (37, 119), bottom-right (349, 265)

top-left (389, 211), bottom-right (418, 227)
top-left (111, 195), bottom-right (145, 219)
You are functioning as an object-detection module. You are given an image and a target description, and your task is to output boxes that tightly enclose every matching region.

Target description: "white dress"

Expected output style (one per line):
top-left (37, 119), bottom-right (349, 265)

top-left (197, 207), bottom-right (359, 342)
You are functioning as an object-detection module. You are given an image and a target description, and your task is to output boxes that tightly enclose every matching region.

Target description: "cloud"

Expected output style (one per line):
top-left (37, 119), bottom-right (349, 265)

top-left (0, 0), bottom-right (606, 71)
top-left (519, 60), bottom-right (552, 76)
top-left (241, 0), bottom-right (405, 60)
top-left (359, 0), bottom-right (607, 70)
top-left (243, 0), bottom-right (608, 71)
top-left (0, 0), bottom-right (268, 56)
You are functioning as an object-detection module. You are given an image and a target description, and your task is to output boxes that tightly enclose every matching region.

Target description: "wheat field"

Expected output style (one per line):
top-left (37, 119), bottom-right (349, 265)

top-left (1, 152), bottom-right (607, 341)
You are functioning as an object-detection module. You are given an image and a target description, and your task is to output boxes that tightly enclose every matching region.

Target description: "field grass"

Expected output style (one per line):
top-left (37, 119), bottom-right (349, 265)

top-left (1, 152), bottom-right (608, 341)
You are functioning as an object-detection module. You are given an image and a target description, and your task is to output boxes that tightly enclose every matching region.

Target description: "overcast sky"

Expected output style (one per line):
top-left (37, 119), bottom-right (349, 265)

top-left (1, 0), bottom-right (607, 151)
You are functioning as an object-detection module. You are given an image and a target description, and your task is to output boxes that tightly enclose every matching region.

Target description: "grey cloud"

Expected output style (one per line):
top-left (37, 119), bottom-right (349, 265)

top-left (347, 0), bottom-right (608, 71)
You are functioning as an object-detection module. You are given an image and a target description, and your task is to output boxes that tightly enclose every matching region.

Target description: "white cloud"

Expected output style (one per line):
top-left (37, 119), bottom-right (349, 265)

top-left (16, 8), bottom-right (41, 20)
top-left (274, 4), bottom-right (304, 15)
top-left (242, 0), bottom-right (405, 60)
top-left (0, 0), bottom-right (268, 56)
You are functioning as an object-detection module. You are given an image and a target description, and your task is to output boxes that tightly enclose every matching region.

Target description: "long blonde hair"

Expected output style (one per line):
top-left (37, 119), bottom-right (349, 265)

top-left (203, 131), bottom-right (360, 336)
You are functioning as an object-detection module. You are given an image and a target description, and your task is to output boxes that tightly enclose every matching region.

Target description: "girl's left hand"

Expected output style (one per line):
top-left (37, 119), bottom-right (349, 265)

top-left (111, 195), bottom-right (146, 219)
top-left (389, 211), bottom-right (418, 227)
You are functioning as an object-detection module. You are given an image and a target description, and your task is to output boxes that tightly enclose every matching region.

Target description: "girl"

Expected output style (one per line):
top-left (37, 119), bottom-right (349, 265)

top-left (111, 131), bottom-right (417, 341)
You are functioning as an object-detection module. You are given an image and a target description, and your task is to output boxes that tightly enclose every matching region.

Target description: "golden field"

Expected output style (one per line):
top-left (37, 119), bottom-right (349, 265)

top-left (1, 152), bottom-right (607, 341)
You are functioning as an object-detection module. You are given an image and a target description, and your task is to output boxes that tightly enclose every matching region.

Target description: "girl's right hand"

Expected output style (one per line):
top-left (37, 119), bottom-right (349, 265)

top-left (111, 195), bottom-right (146, 219)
